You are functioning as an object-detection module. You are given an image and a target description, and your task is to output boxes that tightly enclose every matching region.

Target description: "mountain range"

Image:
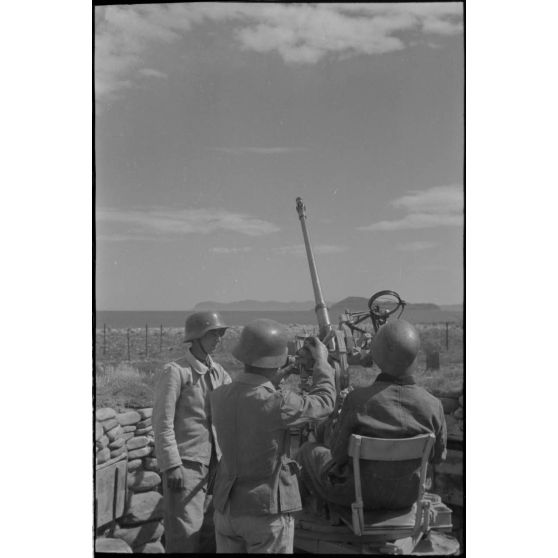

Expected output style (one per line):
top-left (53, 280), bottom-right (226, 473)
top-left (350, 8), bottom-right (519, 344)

top-left (194, 297), bottom-right (462, 313)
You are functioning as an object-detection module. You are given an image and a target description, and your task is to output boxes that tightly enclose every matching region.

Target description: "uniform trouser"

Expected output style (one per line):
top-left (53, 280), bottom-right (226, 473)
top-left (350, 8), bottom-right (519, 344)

top-left (161, 460), bottom-right (216, 554)
top-left (295, 442), bottom-right (354, 508)
top-left (214, 502), bottom-right (294, 554)
top-left (296, 442), bottom-right (420, 511)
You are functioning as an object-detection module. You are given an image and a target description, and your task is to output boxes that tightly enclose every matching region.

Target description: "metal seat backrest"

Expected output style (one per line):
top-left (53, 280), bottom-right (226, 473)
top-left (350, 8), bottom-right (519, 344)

top-left (348, 434), bottom-right (435, 462)
top-left (348, 433), bottom-right (435, 536)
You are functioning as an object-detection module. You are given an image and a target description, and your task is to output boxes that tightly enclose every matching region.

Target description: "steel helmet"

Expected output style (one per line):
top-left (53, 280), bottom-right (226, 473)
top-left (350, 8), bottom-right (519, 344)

top-left (370, 319), bottom-right (420, 377)
top-left (232, 318), bottom-right (289, 368)
top-left (184, 311), bottom-right (228, 342)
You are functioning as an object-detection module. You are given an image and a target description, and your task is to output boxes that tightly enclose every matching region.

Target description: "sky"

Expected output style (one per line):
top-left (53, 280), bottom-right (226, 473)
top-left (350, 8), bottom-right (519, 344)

top-left (6, 3), bottom-right (558, 555)
top-left (95, 2), bottom-right (464, 310)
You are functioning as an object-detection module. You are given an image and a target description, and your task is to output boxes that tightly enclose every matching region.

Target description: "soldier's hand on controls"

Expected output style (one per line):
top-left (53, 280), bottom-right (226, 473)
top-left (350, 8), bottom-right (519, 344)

top-left (304, 336), bottom-right (329, 364)
top-left (166, 465), bottom-right (186, 490)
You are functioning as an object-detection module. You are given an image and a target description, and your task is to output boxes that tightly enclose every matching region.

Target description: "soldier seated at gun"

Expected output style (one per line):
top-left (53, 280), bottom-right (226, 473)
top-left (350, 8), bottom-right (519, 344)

top-left (295, 319), bottom-right (447, 515)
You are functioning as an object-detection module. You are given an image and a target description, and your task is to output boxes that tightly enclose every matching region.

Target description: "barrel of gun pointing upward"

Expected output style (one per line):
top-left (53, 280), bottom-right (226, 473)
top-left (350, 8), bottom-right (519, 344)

top-left (295, 197), bottom-right (332, 340)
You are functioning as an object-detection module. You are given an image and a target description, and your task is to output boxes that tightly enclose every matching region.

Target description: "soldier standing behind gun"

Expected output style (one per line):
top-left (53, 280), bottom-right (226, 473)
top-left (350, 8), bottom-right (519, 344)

top-left (152, 311), bottom-right (231, 553)
top-left (209, 318), bottom-right (336, 553)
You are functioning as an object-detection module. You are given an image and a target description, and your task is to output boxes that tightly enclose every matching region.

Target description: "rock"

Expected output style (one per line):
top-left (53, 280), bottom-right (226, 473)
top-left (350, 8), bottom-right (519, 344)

top-left (416, 532), bottom-right (460, 556)
top-left (434, 449), bottom-right (463, 477)
top-left (110, 446), bottom-right (127, 458)
top-left (120, 492), bottom-right (164, 525)
top-left (445, 415), bottom-right (463, 441)
top-left (122, 425), bottom-right (137, 433)
top-left (453, 407), bottom-right (464, 420)
top-left (136, 417), bottom-right (152, 429)
top-left (95, 537), bottom-right (132, 553)
top-left (433, 388), bottom-right (463, 400)
top-left (127, 471), bottom-right (162, 493)
top-left (133, 541), bottom-right (165, 553)
top-left (135, 426), bottom-right (153, 436)
top-left (101, 418), bottom-right (119, 432)
top-left (122, 432), bottom-right (135, 442)
top-left (95, 421), bottom-right (103, 441)
top-left (109, 437), bottom-right (126, 449)
top-left (96, 435), bottom-right (109, 450)
top-left (434, 472), bottom-right (463, 507)
top-left (127, 446), bottom-right (152, 460)
top-left (143, 457), bottom-right (159, 472)
top-left (96, 448), bottom-right (110, 464)
top-left (106, 425), bottom-right (124, 442)
top-left (96, 408), bottom-right (117, 421)
top-left (113, 520), bottom-right (163, 548)
top-left (127, 436), bottom-right (149, 451)
top-left (438, 397), bottom-right (459, 414)
top-left (127, 459), bottom-right (143, 472)
top-left (137, 408), bottom-right (153, 419)
top-left (117, 410), bottom-right (141, 426)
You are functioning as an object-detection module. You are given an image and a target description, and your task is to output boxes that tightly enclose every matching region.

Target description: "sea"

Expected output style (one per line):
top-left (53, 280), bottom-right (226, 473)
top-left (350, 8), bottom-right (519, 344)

top-left (95, 310), bottom-right (318, 328)
top-left (95, 308), bottom-right (461, 329)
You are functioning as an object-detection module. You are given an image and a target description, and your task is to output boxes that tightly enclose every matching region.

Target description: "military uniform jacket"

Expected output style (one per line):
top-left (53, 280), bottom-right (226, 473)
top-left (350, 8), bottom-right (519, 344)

top-left (152, 347), bottom-right (231, 473)
top-left (326, 373), bottom-right (447, 509)
top-left (210, 361), bottom-right (336, 516)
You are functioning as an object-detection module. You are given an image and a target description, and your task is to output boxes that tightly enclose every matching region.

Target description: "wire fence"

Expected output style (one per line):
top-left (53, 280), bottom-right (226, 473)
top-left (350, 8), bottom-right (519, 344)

top-left (95, 322), bottom-right (463, 364)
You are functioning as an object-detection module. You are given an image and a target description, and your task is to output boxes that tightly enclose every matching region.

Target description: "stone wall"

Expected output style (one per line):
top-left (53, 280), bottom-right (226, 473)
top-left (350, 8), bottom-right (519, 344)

top-left (95, 407), bottom-right (165, 554)
top-left (94, 396), bottom-right (464, 552)
top-left (431, 389), bottom-right (464, 549)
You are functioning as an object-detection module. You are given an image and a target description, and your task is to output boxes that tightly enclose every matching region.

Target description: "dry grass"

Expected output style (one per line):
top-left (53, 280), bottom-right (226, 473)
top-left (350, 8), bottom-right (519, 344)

top-left (95, 323), bottom-right (463, 409)
top-left (96, 362), bottom-right (157, 410)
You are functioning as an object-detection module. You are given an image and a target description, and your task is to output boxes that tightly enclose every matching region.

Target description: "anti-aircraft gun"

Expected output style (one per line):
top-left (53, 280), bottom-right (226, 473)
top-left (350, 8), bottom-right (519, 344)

top-left (288, 196), bottom-right (407, 394)
top-left (288, 197), bottom-right (460, 555)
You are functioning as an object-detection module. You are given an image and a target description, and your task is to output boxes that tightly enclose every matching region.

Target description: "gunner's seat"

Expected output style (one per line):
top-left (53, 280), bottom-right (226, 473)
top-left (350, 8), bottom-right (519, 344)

top-left (294, 434), bottom-right (456, 555)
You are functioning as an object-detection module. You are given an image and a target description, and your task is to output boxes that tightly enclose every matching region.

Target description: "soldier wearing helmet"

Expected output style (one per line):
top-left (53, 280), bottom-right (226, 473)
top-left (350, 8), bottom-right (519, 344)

top-left (209, 319), bottom-right (336, 553)
top-left (152, 311), bottom-right (230, 553)
top-left (296, 319), bottom-right (447, 512)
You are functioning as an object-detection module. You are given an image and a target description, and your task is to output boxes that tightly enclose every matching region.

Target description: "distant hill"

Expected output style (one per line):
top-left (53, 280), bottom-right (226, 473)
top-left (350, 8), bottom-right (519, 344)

top-left (330, 297), bottom-right (440, 315)
top-left (329, 297), bottom-right (461, 324)
top-left (439, 304), bottom-right (463, 312)
top-left (193, 297), bottom-right (462, 324)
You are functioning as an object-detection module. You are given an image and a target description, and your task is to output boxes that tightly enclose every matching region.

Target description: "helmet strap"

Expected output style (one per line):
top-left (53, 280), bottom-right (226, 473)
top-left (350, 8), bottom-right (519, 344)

top-left (189, 338), bottom-right (209, 363)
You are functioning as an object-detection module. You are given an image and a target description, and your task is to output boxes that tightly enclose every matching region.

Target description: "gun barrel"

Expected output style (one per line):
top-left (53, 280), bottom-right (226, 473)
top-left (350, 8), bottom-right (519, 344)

top-left (296, 197), bottom-right (331, 339)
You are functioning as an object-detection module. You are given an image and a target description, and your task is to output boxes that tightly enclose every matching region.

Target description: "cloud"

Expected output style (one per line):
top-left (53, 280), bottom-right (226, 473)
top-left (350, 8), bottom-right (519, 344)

top-left (96, 233), bottom-right (159, 243)
top-left (210, 246), bottom-right (253, 254)
top-left (277, 244), bottom-right (347, 256)
top-left (95, 3), bottom-right (463, 100)
top-left (359, 185), bottom-right (463, 232)
top-left (396, 241), bottom-right (437, 251)
top-left (392, 184), bottom-right (463, 214)
top-left (139, 68), bottom-right (168, 79)
top-left (212, 146), bottom-right (307, 155)
top-left (96, 207), bottom-right (280, 238)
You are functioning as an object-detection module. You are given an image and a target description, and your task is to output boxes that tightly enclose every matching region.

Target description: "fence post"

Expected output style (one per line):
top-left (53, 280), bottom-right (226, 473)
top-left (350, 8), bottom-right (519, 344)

top-left (103, 323), bottom-right (106, 355)
top-left (145, 323), bottom-right (148, 357)
top-left (185, 319), bottom-right (187, 342)
top-left (445, 322), bottom-right (449, 351)
top-left (426, 349), bottom-right (440, 371)
top-left (127, 329), bottom-right (131, 361)
top-left (160, 324), bottom-right (163, 353)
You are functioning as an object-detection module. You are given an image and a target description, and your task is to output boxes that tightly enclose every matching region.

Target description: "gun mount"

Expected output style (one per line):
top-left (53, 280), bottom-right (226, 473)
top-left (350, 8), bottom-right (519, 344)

top-left (291, 197), bottom-right (408, 393)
